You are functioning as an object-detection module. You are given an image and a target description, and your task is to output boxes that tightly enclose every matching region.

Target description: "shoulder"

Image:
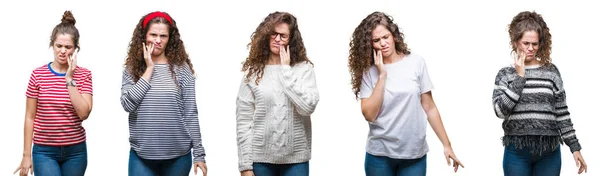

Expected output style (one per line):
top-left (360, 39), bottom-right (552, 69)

top-left (32, 63), bottom-right (50, 73)
top-left (176, 63), bottom-right (195, 80)
top-left (497, 65), bottom-right (517, 75)
top-left (547, 63), bottom-right (561, 75)
top-left (76, 66), bottom-right (92, 76)
top-left (291, 61), bottom-right (315, 73)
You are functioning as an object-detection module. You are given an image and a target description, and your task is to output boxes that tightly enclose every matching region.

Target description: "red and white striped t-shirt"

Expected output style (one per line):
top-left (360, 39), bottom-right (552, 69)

top-left (26, 62), bottom-right (93, 146)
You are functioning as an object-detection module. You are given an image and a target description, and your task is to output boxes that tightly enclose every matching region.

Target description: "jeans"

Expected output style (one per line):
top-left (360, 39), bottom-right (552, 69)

top-left (128, 149), bottom-right (192, 176)
top-left (503, 144), bottom-right (561, 176)
top-left (32, 142), bottom-right (88, 176)
top-left (252, 162), bottom-right (309, 176)
top-left (365, 152), bottom-right (427, 176)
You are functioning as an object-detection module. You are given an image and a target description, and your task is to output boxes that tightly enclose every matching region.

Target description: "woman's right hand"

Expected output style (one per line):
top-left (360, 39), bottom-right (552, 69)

top-left (143, 42), bottom-right (155, 68)
top-left (240, 170), bottom-right (254, 176)
top-left (13, 156), bottom-right (33, 176)
top-left (373, 49), bottom-right (386, 77)
top-left (514, 50), bottom-right (525, 77)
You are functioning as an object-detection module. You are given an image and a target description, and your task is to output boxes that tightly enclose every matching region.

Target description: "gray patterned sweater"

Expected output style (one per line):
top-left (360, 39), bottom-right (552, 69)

top-left (492, 64), bottom-right (581, 154)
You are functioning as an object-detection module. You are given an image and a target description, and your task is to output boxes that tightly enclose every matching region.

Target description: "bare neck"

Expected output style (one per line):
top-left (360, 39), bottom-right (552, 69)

top-left (383, 52), bottom-right (405, 64)
top-left (50, 61), bottom-right (68, 73)
top-left (267, 53), bottom-right (281, 65)
top-left (152, 54), bottom-right (168, 64)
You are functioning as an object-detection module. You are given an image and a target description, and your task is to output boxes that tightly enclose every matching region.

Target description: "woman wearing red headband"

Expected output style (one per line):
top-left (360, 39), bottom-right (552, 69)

top-left (14, 10), bottom-right (93, 176)
top-left (120, 11), bottom-right (207, 176)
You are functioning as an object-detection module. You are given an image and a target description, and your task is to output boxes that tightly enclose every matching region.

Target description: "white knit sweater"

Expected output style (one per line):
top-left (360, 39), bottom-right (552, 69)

top-left (236, 62), bottom-right (320, 171)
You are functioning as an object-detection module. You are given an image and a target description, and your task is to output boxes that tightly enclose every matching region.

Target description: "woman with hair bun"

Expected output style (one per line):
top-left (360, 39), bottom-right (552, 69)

top-left (492, 11), bottom-right (588, 175)
top-left (14, 10), bottom-right (93, 176)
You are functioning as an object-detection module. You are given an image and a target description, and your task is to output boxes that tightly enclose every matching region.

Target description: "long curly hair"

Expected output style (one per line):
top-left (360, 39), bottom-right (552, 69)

top-left (508, 11), bottom-right (552, 66)
top-left (50, 10), bottom-right (80, 51)
top-left (348, 11), bottom-right (411, 99)
top-left (241, 11), bottom-right (312, 85)
top-left (124, 11), bottom-right (194, 83)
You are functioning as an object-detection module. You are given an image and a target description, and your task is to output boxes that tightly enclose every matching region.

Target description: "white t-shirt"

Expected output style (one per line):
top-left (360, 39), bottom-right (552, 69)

top-left (359, 54), bottom-right (434, 159)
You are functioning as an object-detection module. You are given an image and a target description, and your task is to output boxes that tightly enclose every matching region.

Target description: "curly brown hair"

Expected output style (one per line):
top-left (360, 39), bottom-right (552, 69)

top-left (50, 10), bottom-right (80, 51)
top-left (508, 11), bottom-right (552, 66)
top-left (241, 11), bottom-right (312, 85)
top-left (348, 11), bottom-right (411, 99)
top-left (124, 11), bottom-right (194, 83)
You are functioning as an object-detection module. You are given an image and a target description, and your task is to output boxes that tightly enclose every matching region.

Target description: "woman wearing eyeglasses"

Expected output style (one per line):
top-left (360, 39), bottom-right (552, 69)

top-left (236, 11), bottom-right (320, 176)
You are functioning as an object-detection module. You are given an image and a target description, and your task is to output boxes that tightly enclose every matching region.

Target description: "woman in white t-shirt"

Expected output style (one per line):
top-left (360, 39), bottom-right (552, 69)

top-left (348, 11), bottom-right (463, 176)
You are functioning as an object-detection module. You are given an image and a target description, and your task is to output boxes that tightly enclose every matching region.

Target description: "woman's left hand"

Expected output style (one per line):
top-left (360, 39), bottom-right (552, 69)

top-left (444, 146), bottom-right (464, 172)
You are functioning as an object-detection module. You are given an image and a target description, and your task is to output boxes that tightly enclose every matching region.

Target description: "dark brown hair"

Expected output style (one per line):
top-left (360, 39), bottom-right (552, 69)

top-left (124, 11), bottom-right (194, 82)
top-left (241, 11), bottom-right (312, 85)
top-left (348, 11), bottom-right (410, 99)
top-left (50, 11), bottom-right (79, 51)
top-left (508, 11), bottom-right (552, 66)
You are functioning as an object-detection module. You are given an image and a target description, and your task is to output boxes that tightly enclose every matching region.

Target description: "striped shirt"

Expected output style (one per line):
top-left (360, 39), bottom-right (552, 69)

top-left (120, 63), bottom-right (206, 163)
top-left (493, 64), bottom-right (581, 154)
top-left (26, 62), bottom-right (93, 146)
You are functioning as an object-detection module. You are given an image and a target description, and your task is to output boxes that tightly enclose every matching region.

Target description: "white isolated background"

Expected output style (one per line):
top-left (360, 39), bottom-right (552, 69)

top-left (1, 0), bottom-right (598, 175)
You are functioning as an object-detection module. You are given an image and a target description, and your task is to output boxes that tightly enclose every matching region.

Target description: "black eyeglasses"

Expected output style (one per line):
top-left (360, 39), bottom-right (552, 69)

top-left (270, 32), bottom-right (290, 41)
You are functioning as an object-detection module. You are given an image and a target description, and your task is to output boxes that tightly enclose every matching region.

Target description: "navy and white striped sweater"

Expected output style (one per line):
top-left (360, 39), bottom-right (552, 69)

top-left (120, 63), bottom-right (206, 163)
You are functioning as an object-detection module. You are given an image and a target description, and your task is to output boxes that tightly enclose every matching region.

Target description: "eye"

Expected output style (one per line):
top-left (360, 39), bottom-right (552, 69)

top-left (382, 35), bottom-right (389, 39)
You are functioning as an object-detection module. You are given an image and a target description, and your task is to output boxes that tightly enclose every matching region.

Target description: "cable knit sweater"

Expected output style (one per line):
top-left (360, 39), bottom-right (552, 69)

top-left (236, 62), bottom-right (320, 171)
top-left (492, 64), bottom-right (581, 154)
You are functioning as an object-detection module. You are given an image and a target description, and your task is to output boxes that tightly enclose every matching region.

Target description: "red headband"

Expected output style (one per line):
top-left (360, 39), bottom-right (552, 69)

top-left (142, 11), bottom-right (173, 28)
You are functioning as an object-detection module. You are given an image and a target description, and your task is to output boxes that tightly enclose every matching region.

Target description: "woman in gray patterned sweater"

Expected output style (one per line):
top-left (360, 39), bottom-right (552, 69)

top-left (492, 11), bottom-right (587, 175)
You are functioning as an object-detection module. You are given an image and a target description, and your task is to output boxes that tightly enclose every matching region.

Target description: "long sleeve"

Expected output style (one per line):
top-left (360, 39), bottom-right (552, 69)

top-left (236, 77), bottom-right (255, 171)
top-left (552, 67), bottom-right (581, 153)
top-left (120, 69), bottom-right (151, 112)
top-left (180, 65), bottom-right (206, 163)
top-left (492, 68), bottom-right (526, 119)
top-left (277, 63), bottom-right (320, 116)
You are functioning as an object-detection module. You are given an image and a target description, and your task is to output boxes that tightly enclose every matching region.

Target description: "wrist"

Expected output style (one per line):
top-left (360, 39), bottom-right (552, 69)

top-left (378, 72), bottom-right (387, 79)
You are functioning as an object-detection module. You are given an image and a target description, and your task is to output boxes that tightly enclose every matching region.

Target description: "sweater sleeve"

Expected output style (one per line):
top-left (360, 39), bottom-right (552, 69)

top-left (492, 67), bottom-right (526, 119)
top-left (236, 77), bottom-right (255, 171)
top-left (277, 62), bottom-right (320, 116)
top-left (552, 66), bottom-right (581, 153)
top-left (120, 69), bottom-right (151, 113)
top-left (179, 64), bottom-right (206, 163)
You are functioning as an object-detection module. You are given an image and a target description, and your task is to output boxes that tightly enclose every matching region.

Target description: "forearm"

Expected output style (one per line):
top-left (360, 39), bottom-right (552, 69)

top-left (361, 74), bottom-right (386, 122)
top-left (120, 69), bottom-right (153, 112)
top-left (278, 65), bottom-right (319, 116)
top-left (427, 108), bottom-right (451, 147)
top-left (141, 66), bottom-right (154, 82)
top-left (67, 86), bottom-right (91, 120)
top-left (22, 117), bottom-right (34, 156)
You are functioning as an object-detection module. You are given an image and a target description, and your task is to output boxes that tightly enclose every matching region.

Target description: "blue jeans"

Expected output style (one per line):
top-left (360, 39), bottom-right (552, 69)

top-left (252, 162), bottom-right (309, 176)
top-left (503, 144), bottom-right (561, 176)
top-left (365, 153), bottom-right (427, 176)
top-left (128, 149), bottom-right (192, 176)
top-left (32, 142), bottom-right (88, 176)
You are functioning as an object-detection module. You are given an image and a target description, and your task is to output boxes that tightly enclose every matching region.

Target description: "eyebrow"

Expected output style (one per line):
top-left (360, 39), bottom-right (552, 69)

top-left (372, 33), bottom-right (391, 40)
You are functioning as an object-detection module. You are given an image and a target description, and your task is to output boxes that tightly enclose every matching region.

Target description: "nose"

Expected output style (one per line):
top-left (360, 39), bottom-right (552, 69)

top-left (60, 47), bottom-right (67, 54)
top-left (379, 40), bottom-right (387, 48)
top-left (274, 34), bottom-right (282, 42)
